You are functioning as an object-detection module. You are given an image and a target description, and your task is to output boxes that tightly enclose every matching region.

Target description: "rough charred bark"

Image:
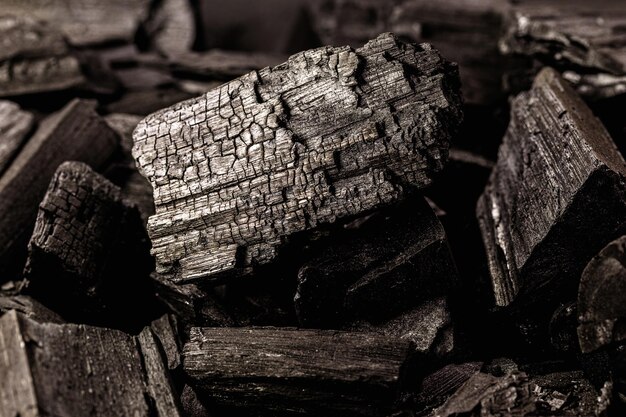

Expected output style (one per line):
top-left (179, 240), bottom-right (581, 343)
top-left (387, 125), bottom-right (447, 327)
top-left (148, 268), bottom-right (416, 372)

top-left (133, 32), bottom-right (462, 285)
top-left (183, 327), bottom-right (415, 417)
top-left (477, 68), bottom-right (626, 308)
top-left (0, 99), bottom-right (119, 280)
top-left (0, 310), bottom-right (182, 417)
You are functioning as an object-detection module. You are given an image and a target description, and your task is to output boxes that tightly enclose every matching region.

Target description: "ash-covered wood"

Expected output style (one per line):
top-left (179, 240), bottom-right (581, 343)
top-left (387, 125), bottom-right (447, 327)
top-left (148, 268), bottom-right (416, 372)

top-left (0, 100), bottom-right (34, 175)
top-left (183, 327), bottom-right (415, 416)
top-left (0, 15), bottom-right (85, 97)
top-left (578, 235), bottom-right (626, 353)
top-left (0, 310), bottom-right (182, 417)
top-left (24, 161), bottom-right (154, 329)
top-left (0, 0), bottom-right (151, 46)
top-left (0, 99), bottom-right (119, 279)
top-left (501, 0), bottom-right (626, 100)
top-left (477, 68), bottom-right (626, 308)
top-left (133, 32), bottom-right (462, 284)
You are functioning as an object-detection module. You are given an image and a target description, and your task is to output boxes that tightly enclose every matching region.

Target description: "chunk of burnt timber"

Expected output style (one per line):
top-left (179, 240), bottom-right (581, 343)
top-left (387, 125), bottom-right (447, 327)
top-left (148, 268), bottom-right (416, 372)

top-left (0, 99), bottom-right (119, 279)
top-left (295, 196), bottom-right (457, 328)
top-left (0, 295), bottom-right (63, 323)
top-left (133, 32), bottom-right (463, 284)
top-left (0, 0), bottom-right (150, 46)
top-left (183, 327), bottom-right (415, 417)
top-left (0, 15), bottom-right (85, 97)
top-left (24, 162), bottom-right (154, 329)
top-left (105, 113), bottom-right (155, 223)
top-left (477, 68), bottom-right (626, 308)
top-left (501, 0), bottom-right (626, 100)
top-left (0, 310), bottom-right (182, 417)
top-left (0, 100), bottom-right (34, 175)
top-left (389, 0), bottom-right (511, 105)
top-left (415, 362), bottom-right (483, 415)
top-left (578, 235), bottom-right (626, 354)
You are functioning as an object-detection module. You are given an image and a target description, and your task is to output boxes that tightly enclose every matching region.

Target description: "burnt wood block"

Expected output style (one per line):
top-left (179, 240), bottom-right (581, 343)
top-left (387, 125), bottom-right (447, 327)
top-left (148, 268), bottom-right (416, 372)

top-left (477, 68), bottom-right (626, 308)
top-left (0, 295), bottom-right (63, 324)
top-left (183, 327), bottom-right (415, 417)
top-left (0, 310), bottom-right (182, 417)
top-left (501, 0), bottom-right (626, 101)
top-left (23, 162), bottom-right (154, 329)
top-left (578, 235), bottom-right (626, 354)
top-left (295, 196), bottom-right (457, 331)
top-left (0, 100), bottom-right (34, 175)
top-left (0, 99), bottom-right (119, 280)
top-left (0, 15), bottom-right (85, 97)
top-left (132, 32), bottom-right (462, 284)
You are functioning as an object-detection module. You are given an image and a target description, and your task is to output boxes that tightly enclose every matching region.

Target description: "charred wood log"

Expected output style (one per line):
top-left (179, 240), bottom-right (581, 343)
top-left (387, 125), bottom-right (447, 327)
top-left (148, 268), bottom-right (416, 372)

top-left (578, 235), bottom-right (626, 354)
top-left (183, 327), bottom-right (416, 417)
top-left (0, 310), bottom-right (182, 417)
top-left (23, 162), bottom-right (155, 330)
top-left (0, 99), bottom-right (119, 280)
top-left (0, 100), bottom-right (34, 175)
top-left (132, 32), bottom-right (462, 285)
top-left (477, 68), bottom-right (626, 309)
top-left (0, 15), bottom-right (86, 97)
top-left (501, 0), bottom-right (626, 101)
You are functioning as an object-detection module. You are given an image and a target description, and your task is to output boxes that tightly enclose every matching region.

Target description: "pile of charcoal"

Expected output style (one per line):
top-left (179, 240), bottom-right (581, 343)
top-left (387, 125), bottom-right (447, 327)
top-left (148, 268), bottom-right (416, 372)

top-left (3, 0), bottom-right (626, 416)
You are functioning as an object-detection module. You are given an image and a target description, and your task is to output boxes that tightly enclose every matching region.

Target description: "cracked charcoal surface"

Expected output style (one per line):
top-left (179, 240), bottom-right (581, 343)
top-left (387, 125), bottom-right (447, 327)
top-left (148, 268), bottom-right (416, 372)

top-left (183, 326), bottom-right (414, 417)
top-left (133, 32), bottom-right (463, 284)
top-left (0, 100), bottom-right (34, 175)
top-left (477, 68), bottom-right (626, 308)
top-left (24, 162), bottom-right (154, 329)
top-left (0, 15), bottom-right (86, 97)
top-left (0, 310), bottom-right (182, 417)
top-left (0, 99), bottom-right (119, 280)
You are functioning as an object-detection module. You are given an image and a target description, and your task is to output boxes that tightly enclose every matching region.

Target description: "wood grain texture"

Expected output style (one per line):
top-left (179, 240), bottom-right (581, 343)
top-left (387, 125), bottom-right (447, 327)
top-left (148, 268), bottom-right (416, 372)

top-left (0, 15), bottom-right (85, 97)
top-left (23, 162), bottom-right (153, 328)
top-left (501, 0), bottom-right (626, 100)
top-left (183, 327), bottom-right (414, 416)
top-left (0, 100), bottom-right (34, 175)
top-left (0, 0), bottom-right (151, 46)
top-left (0, 310), bottom-right (182, 417)
top-left (578, 235), bottom-right (626, 353)
top-left (133, 32), bottom-right (462, 284)
top-left (477, 68), bottom-right (626, 308)
top-left (0, 99), bottom-right (119, 280)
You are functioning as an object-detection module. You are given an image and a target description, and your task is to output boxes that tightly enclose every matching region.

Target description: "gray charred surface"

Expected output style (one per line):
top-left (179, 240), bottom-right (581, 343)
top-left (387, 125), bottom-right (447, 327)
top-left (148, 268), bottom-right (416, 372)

top-left (133, 32), bottom-right (462, 285)
top-left (0, 99), bottom-right (119, 280)
top-left (183, 327), bottom-right (415, 417)
top-left (477, 68), bottom-right (626, 308)
top-left (0, 100), bottom-right (34, 175)
top-left (0, 15), bottom-right (86, 97)
top-left (23, 162), bottom-right (154, 329)
top-left (0, 310), bottom-right (182, 417)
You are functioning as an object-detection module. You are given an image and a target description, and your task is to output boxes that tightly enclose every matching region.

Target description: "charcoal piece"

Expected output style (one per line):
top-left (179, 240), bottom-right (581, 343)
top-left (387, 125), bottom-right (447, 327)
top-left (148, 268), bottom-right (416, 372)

top-left (501, 0), bottom-right (626, 101)
top-left (0, 0), bottom-right (151, 46)
top-left (0, 99), bottom-right (119, 279)
top-left (133, 33), bottom-right (462, 284)
top-left (105, 87), bottom-right (196, 116)
top-left (105, 113), bottom-right (155, 222)
top-left (0, 295), bottom-right (63, 323)
top-left (183, 327), bottom-right (415, 417)
top-left (415, 362), bottom-right (483, 414)
top-left (181, 385), bottom-right (212, 417)
top-left (434, 372), bottom-right (535, 417)
top-left (0, 100), bottom-right (34, 175)
top-left (150, 314), bottom-right (181, 373)
top-left (578, 235), bottom-right (626, 354)
top-left (141, 0), bottom-right (195, 56)
top-left (0, 15), bottom-right (85, 97)
top-left (23, 162), bottom-right (154, 330)
top-left (295, 196), bottom-right (457, 328)
top-left (389, 0), bottom-right (511, 105)
top-left (0, 310), bottom-right (182, 417)
top-left (477, 68), bottom-right (626, 308)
